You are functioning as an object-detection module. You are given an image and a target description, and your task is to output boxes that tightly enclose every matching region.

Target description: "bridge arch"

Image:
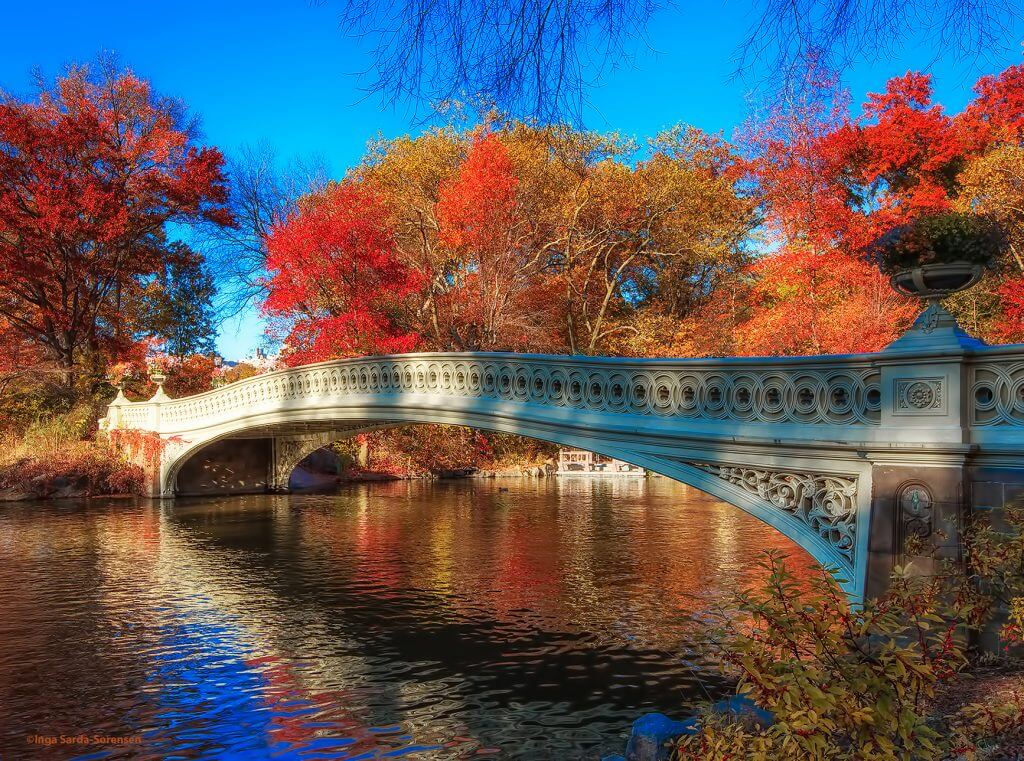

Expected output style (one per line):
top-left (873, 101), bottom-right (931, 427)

top-left (159, 407), bottom-right (868, 596)
top-left (103, 324), bottom-right (1024, 601)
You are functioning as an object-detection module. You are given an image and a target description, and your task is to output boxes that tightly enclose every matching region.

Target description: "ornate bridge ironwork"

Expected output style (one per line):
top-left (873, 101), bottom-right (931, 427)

top-left (102, 310), bottom-right (1024, 599)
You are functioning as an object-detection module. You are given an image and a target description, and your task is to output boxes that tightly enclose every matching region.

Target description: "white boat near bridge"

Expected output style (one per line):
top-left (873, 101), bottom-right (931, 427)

top-left (556, 448), bottom-right (645, 476)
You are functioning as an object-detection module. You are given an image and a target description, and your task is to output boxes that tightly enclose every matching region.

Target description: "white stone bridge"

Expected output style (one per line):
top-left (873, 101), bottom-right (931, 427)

top-left (103, 310), bottom-right (1024, 598)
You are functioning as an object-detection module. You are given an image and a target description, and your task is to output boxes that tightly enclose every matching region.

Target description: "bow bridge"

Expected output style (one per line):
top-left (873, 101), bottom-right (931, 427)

top-left (103, 310), bottom-right (1024, 598)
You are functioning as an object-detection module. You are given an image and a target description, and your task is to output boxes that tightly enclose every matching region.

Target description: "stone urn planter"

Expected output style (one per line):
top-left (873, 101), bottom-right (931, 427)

top-left (147, 363), bottom-right (169, 400)
top-left (884, 261), bottom-right (988, 349)
top-left (871, 213), bottom-right (1005, 350)
top-left (889, 261), bottom-right (986, 299)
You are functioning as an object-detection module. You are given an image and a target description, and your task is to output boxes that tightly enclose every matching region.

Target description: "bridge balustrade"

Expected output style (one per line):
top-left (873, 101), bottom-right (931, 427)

top-left (100, 311), bottom-right (1024, 601)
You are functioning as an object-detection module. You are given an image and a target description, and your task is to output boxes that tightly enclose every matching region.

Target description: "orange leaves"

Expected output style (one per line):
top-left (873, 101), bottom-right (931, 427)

top-left (734, 248), bottom-right (918, 356)
top-left (858, 73), bottom-right (963, 215)
top-left (437, 133), bottom-right (520, 251)
top-left (108, 429), bottom-right (172, 468)
top-left (750, 68), bottom-right (968, 257)
top-left (959, 65), bottom-right (1024, 151)
top-left (433, 131), bottom-right (563, 351)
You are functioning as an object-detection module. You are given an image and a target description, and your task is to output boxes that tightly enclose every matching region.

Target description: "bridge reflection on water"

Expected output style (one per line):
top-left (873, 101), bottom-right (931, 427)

top-left (0, 478), bottom-right (817, 759)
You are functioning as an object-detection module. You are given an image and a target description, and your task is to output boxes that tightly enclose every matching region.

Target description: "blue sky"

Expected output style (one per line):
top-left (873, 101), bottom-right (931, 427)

top-left (2, 1), bottom-right (1022, 358)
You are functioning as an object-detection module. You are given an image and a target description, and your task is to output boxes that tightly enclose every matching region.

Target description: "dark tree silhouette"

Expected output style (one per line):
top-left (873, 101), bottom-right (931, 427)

top-left (141, 244), bottom-right (219, 358)
top-left (331, 0), bottom-right (1021, 121)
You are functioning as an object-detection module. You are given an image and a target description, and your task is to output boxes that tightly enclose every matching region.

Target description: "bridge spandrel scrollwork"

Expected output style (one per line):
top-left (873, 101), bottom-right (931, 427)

top-left (688, 463), bottom-right (859, 576)
top-left (102, 337), bottom-right (1024, 601)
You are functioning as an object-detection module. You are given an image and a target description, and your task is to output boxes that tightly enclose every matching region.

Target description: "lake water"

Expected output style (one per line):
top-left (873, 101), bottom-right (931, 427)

top-left (0, 477), bottom-right (817, 760)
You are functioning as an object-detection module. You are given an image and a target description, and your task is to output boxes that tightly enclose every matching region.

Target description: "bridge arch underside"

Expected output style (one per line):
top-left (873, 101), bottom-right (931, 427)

top-left (162, 405), bottom-right (873, 598)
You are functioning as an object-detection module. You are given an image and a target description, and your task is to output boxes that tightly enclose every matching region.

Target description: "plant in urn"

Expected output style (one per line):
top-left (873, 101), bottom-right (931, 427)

top-left (869, 212), bottom-right (1007, 348)
top-left (147, 355), bottom-right (171, 399)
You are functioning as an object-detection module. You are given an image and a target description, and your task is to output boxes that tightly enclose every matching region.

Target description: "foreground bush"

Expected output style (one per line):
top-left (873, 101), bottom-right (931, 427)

top-left (677, 555), bottom-right (964, 760)
top-left (676, 500), bottom-right (1024, 761)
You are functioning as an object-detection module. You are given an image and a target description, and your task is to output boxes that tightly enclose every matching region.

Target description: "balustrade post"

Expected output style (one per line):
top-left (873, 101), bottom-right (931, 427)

top-left (103, 388), bottom-right (126, 431)
top-left (863, 306), bottom-right (978, 597)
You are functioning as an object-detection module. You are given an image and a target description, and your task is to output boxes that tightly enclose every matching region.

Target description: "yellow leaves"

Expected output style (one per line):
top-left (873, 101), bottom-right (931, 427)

top-left (674, 550), bottom-right (987, 761)
top-left (958, 146), bottom-right (1024, 228)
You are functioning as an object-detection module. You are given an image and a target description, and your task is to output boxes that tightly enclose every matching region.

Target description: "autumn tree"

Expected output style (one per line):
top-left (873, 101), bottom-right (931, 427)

top-left (0, 59), bottom-right (231, 386)
top-left (952, 65), bottom-right (1024, 342)
top-left (345, 119), bottom-right (756, 356)
top-left (852, 66), bottom-right (1024, 344)
top-left (730, 64), bottom-right (909, 354)
top-left (736, 62), bottom-right (1024, 353)
top-left (355, 128), bottom-right (468, 349)
top-left (735, 249), bottom-right (918, 355)
top-left (504, 123), bottom-right (638, 354)
top-left (436, 132), bottom-right (563, 351)
top-left (262, 182), bottom-right (425, 364)
top-left (478, 123), bottom-right (755, 354)
top-left (584, 128), bottom-right (756, 353)
top-left (162, 354), bottom-right (218, 398)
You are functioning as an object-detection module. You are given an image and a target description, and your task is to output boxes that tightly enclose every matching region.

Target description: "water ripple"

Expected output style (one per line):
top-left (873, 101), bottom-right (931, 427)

top-left (0, 478), bottom-right (817, 759)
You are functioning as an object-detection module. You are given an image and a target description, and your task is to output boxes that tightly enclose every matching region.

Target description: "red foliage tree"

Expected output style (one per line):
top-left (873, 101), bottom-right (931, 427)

top-left (742, 63), bottom-right (1024, 353)
top-left (957, 65), bottom-right (1024, 151)
top-left (993, 275), bottom-right (1024, 343)
top-left (0, 60), bottom-right (231, 383)
top-left (164, 354), bottom-right (218, 397)
top-left (747, 67), bottom-right (966, 258)
top-left (741, 61), bottom-right (863, 254)
top-left (436, 133), bottom-right (562, 351)
top-left (734, 249), bottom-right (918, 355)
top-left (855, 72), bottom-right (962, 233)
top-left (262, 183), bottom-right (425, 364)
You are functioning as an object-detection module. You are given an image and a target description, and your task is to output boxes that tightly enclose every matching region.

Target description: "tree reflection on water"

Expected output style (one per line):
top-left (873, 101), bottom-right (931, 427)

top-left (0, 478), bottom-right (817, 759)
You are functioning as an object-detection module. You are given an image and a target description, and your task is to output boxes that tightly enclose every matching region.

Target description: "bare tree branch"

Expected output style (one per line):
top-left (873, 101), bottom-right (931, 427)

top-left (331, 0), bottom-right (658, 123)
top-left (325, 0), bottom-right (1022, 121)
top-left (199, 143), bottom-right (329, 316)
top-left (735, 0), bottom-right (1021, 93)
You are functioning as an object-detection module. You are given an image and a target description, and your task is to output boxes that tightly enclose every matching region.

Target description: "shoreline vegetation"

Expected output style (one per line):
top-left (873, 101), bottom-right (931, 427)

top-left (0, 404), bottom-right (562, 502)
top-left (0, 408), bottom-right (144, 502)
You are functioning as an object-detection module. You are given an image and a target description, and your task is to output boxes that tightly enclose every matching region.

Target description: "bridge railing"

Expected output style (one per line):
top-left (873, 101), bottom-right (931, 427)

top-left (103, 344), bottom-right (1024, 443)
top-left (967, 345), bottom-right (1024, 428)
top-left (105, 352), bottom-right (891, 434)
